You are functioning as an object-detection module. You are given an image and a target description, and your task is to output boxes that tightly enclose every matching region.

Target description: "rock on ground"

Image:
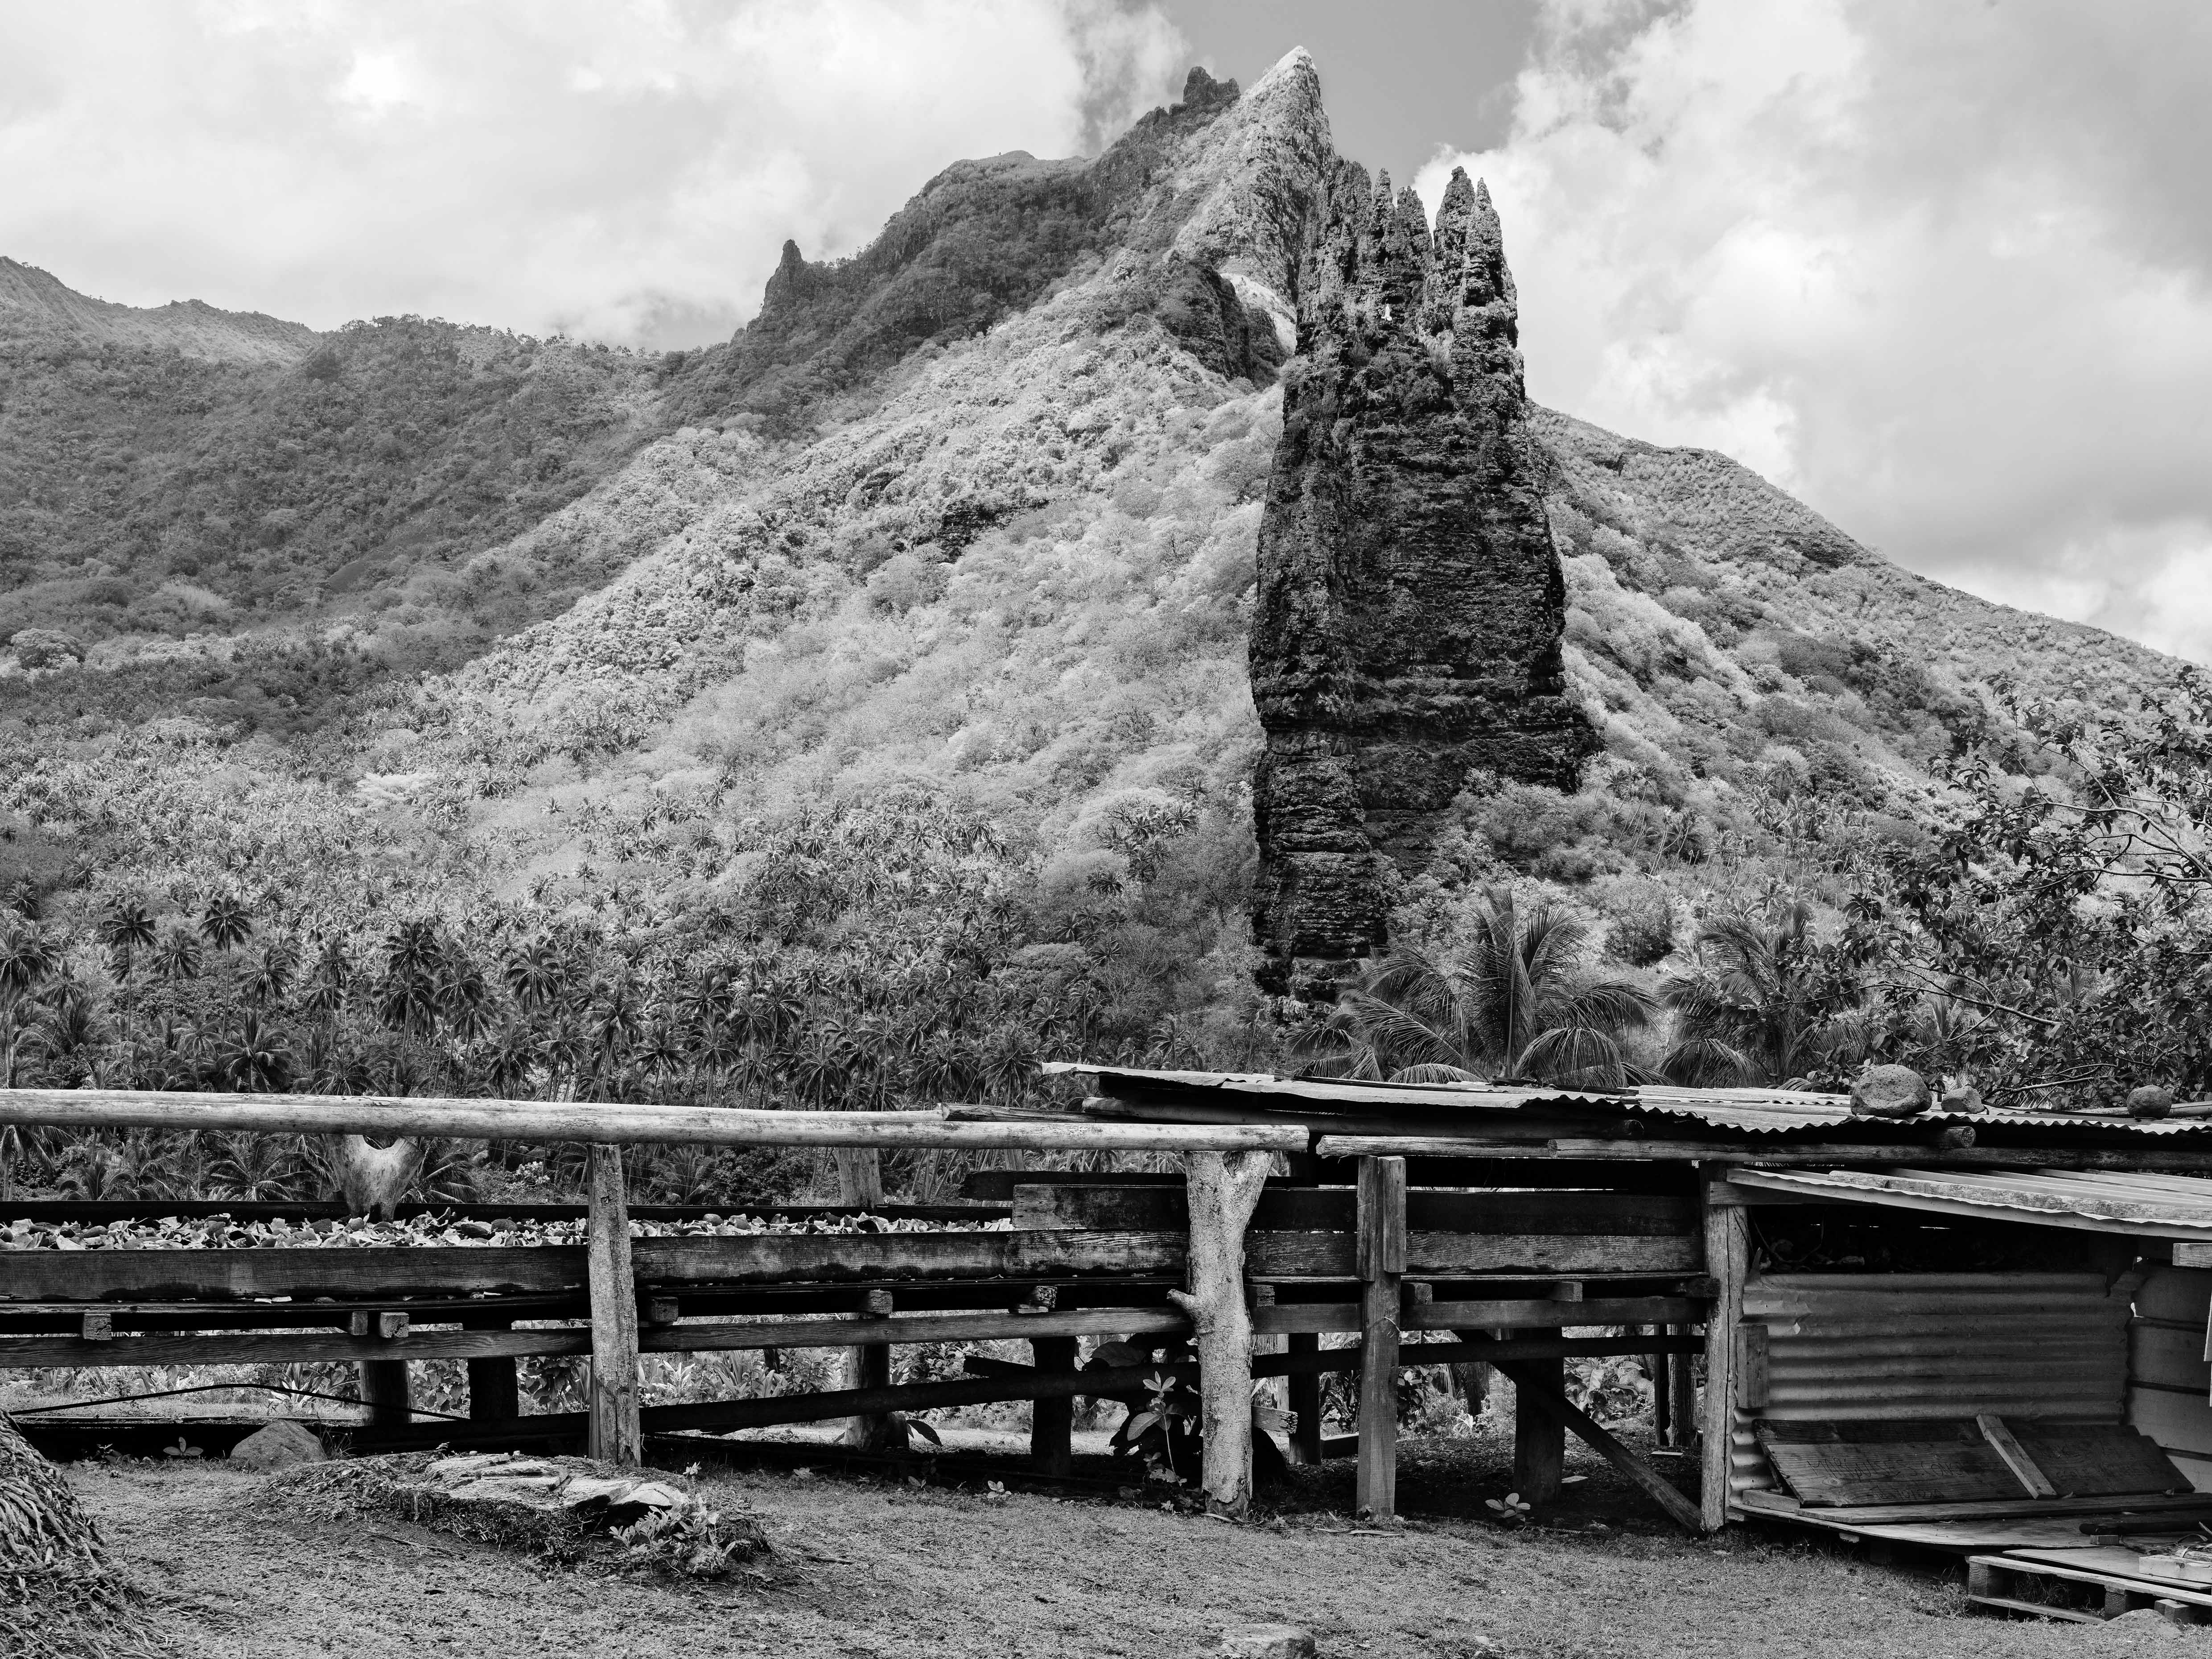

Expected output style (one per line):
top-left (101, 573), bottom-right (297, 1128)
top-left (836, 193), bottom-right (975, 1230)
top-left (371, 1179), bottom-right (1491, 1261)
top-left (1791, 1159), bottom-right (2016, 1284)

top-left (1219, 1624), bottom-right (1316, 1658)
top-left (228, 1420), bottom-right (326, 1472)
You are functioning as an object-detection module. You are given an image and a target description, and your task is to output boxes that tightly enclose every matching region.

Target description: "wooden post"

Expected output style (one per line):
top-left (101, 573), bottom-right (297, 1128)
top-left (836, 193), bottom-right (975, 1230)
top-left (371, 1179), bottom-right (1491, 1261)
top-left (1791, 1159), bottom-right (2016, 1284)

top-left (1668, 1323), bottom-right (1697, 1447)
top-left (586, 1142), bottom-right (642, 1465)
top-left (1168, 1149), bottom-right (1272, 1519)
top-left (1512, 1354), bottom-right (1565, 1505)
top-left (835, 1150), bottom-right (895, 1449)
top-left (465, 1314), bottom-right (520, 1423)
top-left (1030, 1335), bottom-right (1078, 1475)
top-left (1700, 1188), bottom-right (1749, 1531)
top-left (359, 1359), bottom-right (411, 1426)
top-left (1286, 1332), bottom-right (1324, 1463)
top-left (1495, 1359), bottom-right (1703, 1533)
top-left (1355, 1155), bottom-right (1406, 1520)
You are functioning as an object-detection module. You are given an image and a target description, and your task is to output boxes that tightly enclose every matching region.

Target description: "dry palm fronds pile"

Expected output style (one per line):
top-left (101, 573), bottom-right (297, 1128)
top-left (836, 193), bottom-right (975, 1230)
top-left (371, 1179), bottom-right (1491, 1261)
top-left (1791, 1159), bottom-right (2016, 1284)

top-left (0, 1413), bottom-right (151, 1659)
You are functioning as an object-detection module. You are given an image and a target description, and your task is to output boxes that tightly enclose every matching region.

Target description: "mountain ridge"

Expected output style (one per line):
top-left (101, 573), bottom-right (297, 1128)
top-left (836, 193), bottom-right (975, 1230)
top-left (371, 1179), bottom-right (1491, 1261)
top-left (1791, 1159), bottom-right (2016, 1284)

top-left (0, 48), bottom-right (2187, 1072)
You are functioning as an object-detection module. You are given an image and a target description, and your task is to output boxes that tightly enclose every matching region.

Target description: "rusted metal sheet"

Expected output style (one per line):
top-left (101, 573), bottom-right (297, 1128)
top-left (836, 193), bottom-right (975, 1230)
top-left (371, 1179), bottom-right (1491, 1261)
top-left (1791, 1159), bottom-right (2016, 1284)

top-left (1732, 1167), bottom-right (2212, 1236)
top-left (1730, 1271), bottom-right (2130, 1506)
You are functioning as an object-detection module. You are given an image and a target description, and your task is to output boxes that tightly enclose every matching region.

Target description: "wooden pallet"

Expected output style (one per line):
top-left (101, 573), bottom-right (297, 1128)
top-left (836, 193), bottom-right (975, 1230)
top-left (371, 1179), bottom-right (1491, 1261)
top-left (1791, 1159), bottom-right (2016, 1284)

top-left (1967, 1551), bottom-right (2212, 1624)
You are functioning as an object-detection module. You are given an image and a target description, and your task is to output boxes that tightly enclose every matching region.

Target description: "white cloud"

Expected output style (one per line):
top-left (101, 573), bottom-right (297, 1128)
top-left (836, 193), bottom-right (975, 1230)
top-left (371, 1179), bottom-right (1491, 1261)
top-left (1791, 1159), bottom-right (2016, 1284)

top-left (0, 0), bottom-right (1187, 349)
top-left (1418, 0), bottom-right (2212, 662)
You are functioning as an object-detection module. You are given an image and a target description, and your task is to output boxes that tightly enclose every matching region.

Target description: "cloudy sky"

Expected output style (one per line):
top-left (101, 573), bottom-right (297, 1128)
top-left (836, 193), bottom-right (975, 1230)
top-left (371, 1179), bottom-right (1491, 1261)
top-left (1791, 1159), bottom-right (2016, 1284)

top-left (4, 1), bottom-right (2209, 661)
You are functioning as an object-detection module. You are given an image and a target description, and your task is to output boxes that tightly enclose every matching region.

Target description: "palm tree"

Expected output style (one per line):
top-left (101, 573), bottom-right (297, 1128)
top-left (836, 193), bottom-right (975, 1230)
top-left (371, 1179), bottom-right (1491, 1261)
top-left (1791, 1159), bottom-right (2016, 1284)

top-left (200, 895), bottom-right (254, 953)
top-left (96, 895), bottom-right (157, 979)
top-left (1299, 890), bottom-right (1656, 1089)
top-left (1660, 900), bottom-right (1861, 1085)
top-left (152, 926), bottom-right (203, 982)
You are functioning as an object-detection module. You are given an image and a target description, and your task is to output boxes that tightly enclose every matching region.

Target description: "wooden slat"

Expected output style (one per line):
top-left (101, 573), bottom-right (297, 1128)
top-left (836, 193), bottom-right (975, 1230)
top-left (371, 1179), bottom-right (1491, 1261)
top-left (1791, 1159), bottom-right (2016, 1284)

top-left (2013, 1425), bottom-right (2192, 1498)
top-left (1977, 1414), bottom-right (2058, 1498)
top-left (1011, 1184), bottom-right (1696, 1237)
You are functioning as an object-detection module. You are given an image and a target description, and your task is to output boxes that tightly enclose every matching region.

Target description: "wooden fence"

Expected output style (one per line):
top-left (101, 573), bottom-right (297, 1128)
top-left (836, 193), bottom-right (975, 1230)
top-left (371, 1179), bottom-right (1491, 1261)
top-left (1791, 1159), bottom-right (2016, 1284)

top-left (0, 1088), bottom-right (1713, 1527)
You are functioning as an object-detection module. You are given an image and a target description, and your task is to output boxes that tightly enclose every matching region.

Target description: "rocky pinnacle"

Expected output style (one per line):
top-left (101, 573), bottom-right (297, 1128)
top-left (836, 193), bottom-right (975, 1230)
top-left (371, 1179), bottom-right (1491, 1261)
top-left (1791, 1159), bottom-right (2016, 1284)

top-left (1249, 165), bottom-right (1592, 996)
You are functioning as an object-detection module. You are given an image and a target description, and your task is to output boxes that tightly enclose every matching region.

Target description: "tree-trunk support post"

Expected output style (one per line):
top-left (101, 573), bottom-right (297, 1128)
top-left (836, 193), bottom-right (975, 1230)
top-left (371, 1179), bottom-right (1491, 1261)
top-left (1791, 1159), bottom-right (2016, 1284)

top-left (1030, 1335), bottom-right (1078, 1475)
top-left (586, 1143), bottom-right (642, 1465)
top-left (1168, 1148), bottom-right (1272, 1519)
top-left (1355, 1155), bottom-right (1406, 1520)
top-left (1701, 1185), bottom-right (1750, 1531)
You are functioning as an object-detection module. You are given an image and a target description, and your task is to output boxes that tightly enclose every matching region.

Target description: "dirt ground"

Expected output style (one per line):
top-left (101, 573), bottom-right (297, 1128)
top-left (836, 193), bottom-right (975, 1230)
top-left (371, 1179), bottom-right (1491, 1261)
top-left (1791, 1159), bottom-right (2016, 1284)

top-left (69, 1428), bottom-right (2210, 1659)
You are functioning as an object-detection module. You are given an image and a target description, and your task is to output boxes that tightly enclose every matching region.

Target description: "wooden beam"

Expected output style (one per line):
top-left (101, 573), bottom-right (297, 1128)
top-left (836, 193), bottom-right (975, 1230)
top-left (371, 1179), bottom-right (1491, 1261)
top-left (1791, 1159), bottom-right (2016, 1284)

top-left (1494, 1359), bottom-right (1702, 1533)
top-left (1701, 1197), bottom-right (1748, 1531)
top-left (1249, 1231), bottom-right (1700, 1277)
top-left (586, 1143), bottom-right (642, 1466)
top-left (0, 1087), bottom-right (1306, 1152)
top-left (836, 1151), bottom-right (893, 1450)
top-left (647, 1305), bottom-right (1186, 1352)
top-left (1355, 1156), bottom-right (1406, 1520)
top-left (1013, 1185), bottom-right (1697, 1237)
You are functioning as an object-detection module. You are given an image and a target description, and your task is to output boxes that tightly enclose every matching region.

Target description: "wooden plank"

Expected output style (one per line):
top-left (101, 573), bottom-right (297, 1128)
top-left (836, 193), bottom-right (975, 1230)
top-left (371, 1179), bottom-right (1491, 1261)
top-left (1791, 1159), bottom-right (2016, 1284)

top-left (1978, 1414), bottom-right (2059, 1498)
top-left (1741, 1488), bottom-right (2212, 1524)
top-left (2013, 1425), bottom-right (2192, 1497)
top-left (1012, 1184), bottom-right (1697, 1237)
top-left (360, 1358), bottom-right (410, 1426)
top-left (1247, 1231), bottom-right (1699, 1278)
top-left (0, 1325), bottom-right (593, 1368)
top-left (586, 1144), bottom-right (642, 1465)
top-left (1355, 1157), bottom-right (1405, 1520)
top-left (0, 1294), bottom-right (588, 1331)
top-left (1700, 1199), bottom-right (1747, 1531)
top-left (1495, 1358), bottom-right (1702, 1532)
top-left (0, 1086), bottom-right (1309, 1152)
top-left (1755, 1420), bottom-right (2026, 1506)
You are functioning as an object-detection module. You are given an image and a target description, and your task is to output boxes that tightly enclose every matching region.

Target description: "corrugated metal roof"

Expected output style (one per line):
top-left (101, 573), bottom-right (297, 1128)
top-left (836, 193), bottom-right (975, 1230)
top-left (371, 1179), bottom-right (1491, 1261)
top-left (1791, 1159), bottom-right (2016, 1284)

top-left (1731, 1166), bottom-right (2212, 1236)
top-left (1053, 1063), bottom-right (2212, 1139)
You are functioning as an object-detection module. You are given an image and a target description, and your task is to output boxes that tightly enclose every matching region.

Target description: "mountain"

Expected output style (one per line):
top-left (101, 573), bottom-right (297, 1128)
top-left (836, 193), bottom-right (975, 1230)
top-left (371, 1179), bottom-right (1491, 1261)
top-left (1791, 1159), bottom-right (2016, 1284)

top-left (0, 49), bottom-right (2186, 1080)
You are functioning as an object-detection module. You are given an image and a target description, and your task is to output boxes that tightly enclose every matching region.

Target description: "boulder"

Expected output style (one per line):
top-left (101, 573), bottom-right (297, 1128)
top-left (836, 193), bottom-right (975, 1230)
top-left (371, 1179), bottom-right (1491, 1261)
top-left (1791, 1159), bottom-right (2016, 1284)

top-left (1850, 1065), bottom-right (1931, 1118)
top-left (229, 1419), bottom-right (326, 1471)
top-left (1219, 1625), bottom-right (1316, 1659)
top-left (2129, 1085), bottom-right (2177, 1120)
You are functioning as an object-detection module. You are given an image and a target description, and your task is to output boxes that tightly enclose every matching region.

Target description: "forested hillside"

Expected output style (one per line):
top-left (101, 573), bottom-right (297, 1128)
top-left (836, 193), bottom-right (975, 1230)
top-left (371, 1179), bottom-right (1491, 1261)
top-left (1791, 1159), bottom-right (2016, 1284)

top-left (0, 50), bottom-right (2200, 1209)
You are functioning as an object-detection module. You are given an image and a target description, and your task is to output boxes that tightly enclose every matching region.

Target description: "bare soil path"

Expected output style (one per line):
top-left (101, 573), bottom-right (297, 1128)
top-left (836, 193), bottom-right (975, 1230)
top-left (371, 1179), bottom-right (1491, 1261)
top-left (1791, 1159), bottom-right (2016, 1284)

top-left (69, 1440), bottom-right (2201, 1659)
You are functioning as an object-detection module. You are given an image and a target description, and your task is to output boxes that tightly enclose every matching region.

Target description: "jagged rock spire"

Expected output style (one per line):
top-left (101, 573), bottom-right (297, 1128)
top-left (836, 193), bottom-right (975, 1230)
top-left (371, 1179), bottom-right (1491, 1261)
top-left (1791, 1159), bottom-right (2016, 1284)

top-left (1249, 166), bottom-right (1591, 996)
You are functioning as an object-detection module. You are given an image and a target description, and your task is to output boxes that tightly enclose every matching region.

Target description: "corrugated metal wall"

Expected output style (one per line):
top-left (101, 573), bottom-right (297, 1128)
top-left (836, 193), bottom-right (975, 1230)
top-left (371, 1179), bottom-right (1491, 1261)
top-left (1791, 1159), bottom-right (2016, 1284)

top-left (1730, 1271), bottom-right (2130, 1502)
top-left (2128, 1266), bottom-right (2212, 1494)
